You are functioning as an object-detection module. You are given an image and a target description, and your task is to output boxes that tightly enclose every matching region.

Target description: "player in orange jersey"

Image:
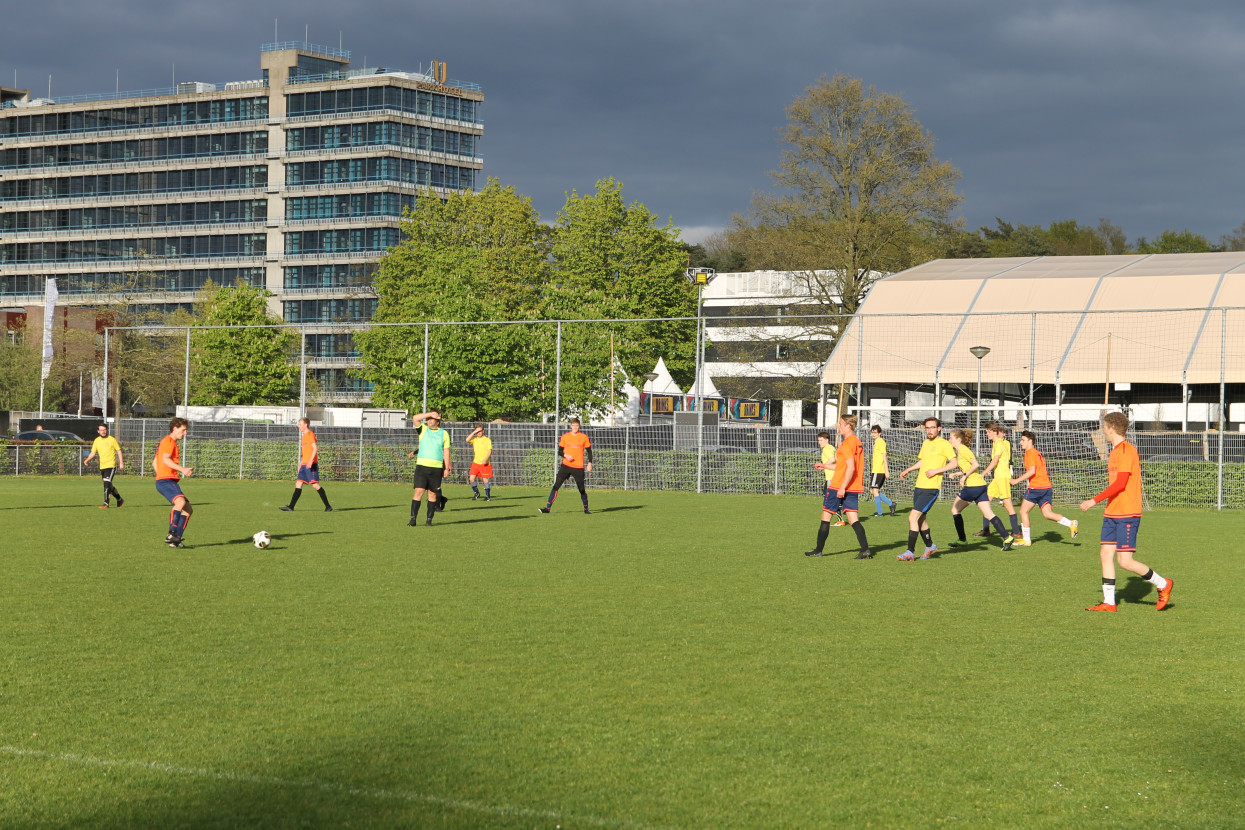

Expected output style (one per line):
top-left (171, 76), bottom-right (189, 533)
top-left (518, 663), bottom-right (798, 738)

top-left (1010, 431), bottom-right (1078, 546)
top-left (538, 417), bottom-right (593, 514)
top-left (805, 416), bottom-right (873, 559)
top-left (280, 417), bottom-right (332, 512)
top-left (1079, 412), bottom-right (1172, 612)
top-left (153, 417), bottom-right (193, 548)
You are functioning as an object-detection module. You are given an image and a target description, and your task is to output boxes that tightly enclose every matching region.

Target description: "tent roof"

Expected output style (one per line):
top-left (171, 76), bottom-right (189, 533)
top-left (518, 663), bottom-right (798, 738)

top-left (648, 357), bottom-right (683, 395)
top-left (823, 253), bottom-right (1245, 386)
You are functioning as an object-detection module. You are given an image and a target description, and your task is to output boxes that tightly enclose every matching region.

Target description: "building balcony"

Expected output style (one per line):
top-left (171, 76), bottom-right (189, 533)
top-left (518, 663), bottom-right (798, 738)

top-left (3, 186), bottom-right (268, 208)
top-left (3, 221), bottom-right (268, 241)
top-left (0, 151), bottom-right (268, 177)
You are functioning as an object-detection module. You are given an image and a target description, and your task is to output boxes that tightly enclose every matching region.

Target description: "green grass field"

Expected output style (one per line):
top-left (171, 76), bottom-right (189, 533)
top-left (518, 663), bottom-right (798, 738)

top-left (1, 476), bottom-right (1242, 828)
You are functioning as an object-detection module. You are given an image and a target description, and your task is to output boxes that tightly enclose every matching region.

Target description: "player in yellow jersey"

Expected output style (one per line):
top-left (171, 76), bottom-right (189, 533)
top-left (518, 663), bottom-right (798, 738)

top-left (946, 429), bottom-right (1014, 550)
top-left (1079, 412), bottom-right (1172, 612)
top-left (813, 431), bottom-right (844, 525)
top-left (974, 422), bottom-right (1021, 539)
top-left (466, 424), bottom-right (494, 501)
top-left (83, 422), bottom-right (125, 508)
top-left (868, 425), bottom-right (896, 517)
top-left (897, 417), bottom-right (958, 560)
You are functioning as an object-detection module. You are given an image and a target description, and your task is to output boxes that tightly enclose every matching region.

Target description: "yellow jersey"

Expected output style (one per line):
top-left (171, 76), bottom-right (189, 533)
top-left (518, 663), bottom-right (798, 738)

top-left (469, 435), bottom-right (493, 465)
top-left (872, 437), bottom-right (887, 475)
top-left (991, 438), bottom-right (1012, 477)
top-left (956, 445), bottom-right (987, 487)
top-left (821, 444), bottom-right (834, 482)
top-left (915, 437), bottom-right (956, 490)
top-left (90, 435), bottom-right (122, 469)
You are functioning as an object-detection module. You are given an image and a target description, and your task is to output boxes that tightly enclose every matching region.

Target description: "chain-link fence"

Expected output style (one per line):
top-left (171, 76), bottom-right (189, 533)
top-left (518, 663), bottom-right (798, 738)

top-left (4, 419), bottom-right (1240, 510)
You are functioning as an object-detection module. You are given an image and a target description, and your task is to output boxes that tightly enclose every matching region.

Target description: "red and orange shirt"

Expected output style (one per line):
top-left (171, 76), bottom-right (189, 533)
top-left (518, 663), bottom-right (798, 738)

top-left (154, 435), bottom-right (180, 480)
top-left (300, 429), bottom-right (317, 467)
top-left (1024, 447), bottom-right (1051, 489)
top-left (1104, 440), bottom-right (1143, 518)
top-left (829, 434), bottom-right (865, 492)
top-left (560, 431), bottom-right (591, 469)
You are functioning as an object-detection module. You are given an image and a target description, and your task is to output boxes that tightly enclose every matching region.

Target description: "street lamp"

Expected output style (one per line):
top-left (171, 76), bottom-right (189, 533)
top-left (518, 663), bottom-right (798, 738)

top-left (644, 372), bottom-right (659, 425)
top-left (684, 267), bottom-right (717, 417)
top-left (685, 267), bottom-right (716, 494)
top-left (969, 345), bottom-right (991, 452)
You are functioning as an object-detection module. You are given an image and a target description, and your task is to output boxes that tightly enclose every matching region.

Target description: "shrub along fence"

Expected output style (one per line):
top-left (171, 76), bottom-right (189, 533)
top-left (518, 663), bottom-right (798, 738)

top-left (1, 419), bottom-right (1241, 509)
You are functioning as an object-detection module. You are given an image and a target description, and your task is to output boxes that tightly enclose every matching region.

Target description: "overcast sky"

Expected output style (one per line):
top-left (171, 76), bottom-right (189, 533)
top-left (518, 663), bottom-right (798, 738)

top-left (6, 0), bottom-right (1245, 246)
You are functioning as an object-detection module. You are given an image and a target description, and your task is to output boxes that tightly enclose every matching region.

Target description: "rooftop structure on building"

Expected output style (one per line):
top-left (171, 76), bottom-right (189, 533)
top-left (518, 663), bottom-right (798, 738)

top-left (0, 42), bottom-right (484, 401)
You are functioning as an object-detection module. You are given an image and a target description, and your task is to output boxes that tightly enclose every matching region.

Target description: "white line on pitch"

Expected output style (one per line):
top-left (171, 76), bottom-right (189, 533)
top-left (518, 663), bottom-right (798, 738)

top-left (1, 746), bottom-right (673, 830)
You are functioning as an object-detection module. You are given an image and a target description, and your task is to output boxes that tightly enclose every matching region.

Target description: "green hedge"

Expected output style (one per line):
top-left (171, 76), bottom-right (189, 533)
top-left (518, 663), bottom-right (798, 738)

top-left (6, 437), bottom-right (1244, 508)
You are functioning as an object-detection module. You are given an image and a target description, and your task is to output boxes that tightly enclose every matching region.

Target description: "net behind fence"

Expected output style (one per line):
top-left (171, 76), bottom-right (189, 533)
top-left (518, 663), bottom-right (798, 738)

top-left (4, 419), bottom-right (1239, 509)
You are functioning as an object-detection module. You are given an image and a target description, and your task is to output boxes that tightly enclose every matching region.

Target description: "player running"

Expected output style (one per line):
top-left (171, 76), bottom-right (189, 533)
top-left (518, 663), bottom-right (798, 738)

top-left (83, 422), bottom-right (124, 508)
top-left (946, 429), bottom-right (1015, 550)
top-left (897, 417), bottom-right (958, 560)
top-left (805, 416), bottom-right (873, 558)
top-left (869, 424), bottom-right (896, 517)
top-left (1010, 431), bottom-right (1078, 546)
top-left (407, 410), bottom-right (452, 526)
top-left (466, 424), bottom-right (494, 501)
top-left (280, 417), bottom-right (332, 512)
top-left (154, 417), bottom-right (193, 548)
top-left (974, 422), bottom-right (1021, 539)
top-left (1079, 412), bottom-right (1173, 612)
top-left (538, 418), bottom-right (592, 514)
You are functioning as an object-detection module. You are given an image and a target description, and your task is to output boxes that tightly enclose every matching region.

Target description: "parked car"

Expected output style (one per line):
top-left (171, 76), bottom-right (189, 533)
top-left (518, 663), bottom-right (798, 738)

top-left (13, 430), bottom-right (87, 442)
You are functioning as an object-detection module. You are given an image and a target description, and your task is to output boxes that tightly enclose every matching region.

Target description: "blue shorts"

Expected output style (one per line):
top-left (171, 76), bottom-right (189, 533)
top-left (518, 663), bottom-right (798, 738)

top-left (297, 463), bottom-right (320, 483)
top-left (823, 491), bottom-right (860, 514)
top-left (912, 488), bottom-right (940, 514)
top-left (958, 484), bottom-right (989, 503)
top-left (1100, 516), bottom-right (1140, 552)
top-left (1023, 487), bottom-right (1054, 507)
top-left (155, 478), bottom-right (185, 504)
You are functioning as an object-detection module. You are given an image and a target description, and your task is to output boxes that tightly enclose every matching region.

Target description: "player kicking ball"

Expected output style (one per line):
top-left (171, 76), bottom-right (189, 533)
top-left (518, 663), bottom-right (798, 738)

top-left (1079, 412), bottom-right (1173, 612)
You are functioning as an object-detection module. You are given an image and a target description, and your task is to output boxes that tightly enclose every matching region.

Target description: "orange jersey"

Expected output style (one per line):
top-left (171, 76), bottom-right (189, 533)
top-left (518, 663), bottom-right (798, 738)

top-left (154, 435), bottom-right (180, 480)
top-left (1104, 440), bottom-right (1143, 518)
top-left (300, 429), bottom-right (317, 466)
top-left (1024, 447), bottom-right (1051, 489)
top-left (560, 431), bottom-right (591, 469)
top-left (829, 434), bottom-right (865, 492)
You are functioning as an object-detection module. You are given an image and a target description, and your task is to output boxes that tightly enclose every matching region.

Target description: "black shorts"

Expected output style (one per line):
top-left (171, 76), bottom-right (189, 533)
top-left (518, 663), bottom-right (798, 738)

top-left (101, 467), bottom-right (117, 484)
top-left (870, 473), bottom-right (886, 490)
top-left (554, 464), bottom-right (586, 488)
top-left (413, 465), bottom-right (444, 491)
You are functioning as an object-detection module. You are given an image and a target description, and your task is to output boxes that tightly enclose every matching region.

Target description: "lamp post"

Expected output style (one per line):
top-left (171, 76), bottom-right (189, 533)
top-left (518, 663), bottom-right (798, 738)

top-left (685, 267), bottom-right (716, 494)
top-left (644, 372), bottom-right (659, 425)
top-left (969, 345), bottom-right (991, 452)
top-left (684, 267), bottom-right (717, 417)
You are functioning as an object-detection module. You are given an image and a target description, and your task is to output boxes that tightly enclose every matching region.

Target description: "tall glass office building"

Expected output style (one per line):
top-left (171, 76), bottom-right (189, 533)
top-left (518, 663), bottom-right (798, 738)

top-left (0, 43), bottom-right (484, 400)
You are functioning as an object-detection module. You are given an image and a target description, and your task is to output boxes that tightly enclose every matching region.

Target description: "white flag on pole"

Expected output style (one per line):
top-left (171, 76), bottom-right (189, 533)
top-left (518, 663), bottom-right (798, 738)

top-left (41, 278), bottom-right (58, 380)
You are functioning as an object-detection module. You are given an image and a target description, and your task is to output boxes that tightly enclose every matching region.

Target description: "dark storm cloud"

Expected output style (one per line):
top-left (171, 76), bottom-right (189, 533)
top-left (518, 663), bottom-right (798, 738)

top-left (6, 0), bottom-right (1245, 244)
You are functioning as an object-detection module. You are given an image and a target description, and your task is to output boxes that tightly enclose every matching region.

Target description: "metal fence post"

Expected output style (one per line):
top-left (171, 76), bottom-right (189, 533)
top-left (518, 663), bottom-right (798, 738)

top-left (140, 419), bottom-right (146, 476)
top-left (358, 425), bottom-right (364, 482)
top-left (623, 425), bottom-right (630, 491)
top-left (422, 323), bottom-right (429, 414)
top-left (183, 326), bottom-right (191, 416)
top-left (773, 427), bottom-right (781, 495)
top-left (1219, 308), bottom-right (1226, 510)
top-left (239, 420), bottom-right (246, 480)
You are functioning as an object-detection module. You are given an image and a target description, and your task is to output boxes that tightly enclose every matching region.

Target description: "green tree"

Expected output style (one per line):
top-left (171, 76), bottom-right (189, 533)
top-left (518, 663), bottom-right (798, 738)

top-left (355, 179), bottom-right (549, 420)
top-left (1135, 229), bottom-right (1218, 254)
top-left (190, 282), bottom-right (297, 405)
top-left (726, 74), bottom-right (961, 404)
top-left (547, 178), bottom-right (698, 404)
top-left (0, 323), bottom-right (43, 411)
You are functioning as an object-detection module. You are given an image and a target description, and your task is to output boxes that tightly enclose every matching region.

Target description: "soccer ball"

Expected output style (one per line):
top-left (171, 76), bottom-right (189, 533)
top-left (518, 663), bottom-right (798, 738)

top-left (252, 530), bottom-right (272, 549)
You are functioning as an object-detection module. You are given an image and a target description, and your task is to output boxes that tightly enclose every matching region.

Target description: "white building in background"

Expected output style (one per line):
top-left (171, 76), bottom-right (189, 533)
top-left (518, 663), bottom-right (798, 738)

top-left (701, 270), bottom-right (849, 426)
top-left (1, 42), bottom-right (484, 402)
